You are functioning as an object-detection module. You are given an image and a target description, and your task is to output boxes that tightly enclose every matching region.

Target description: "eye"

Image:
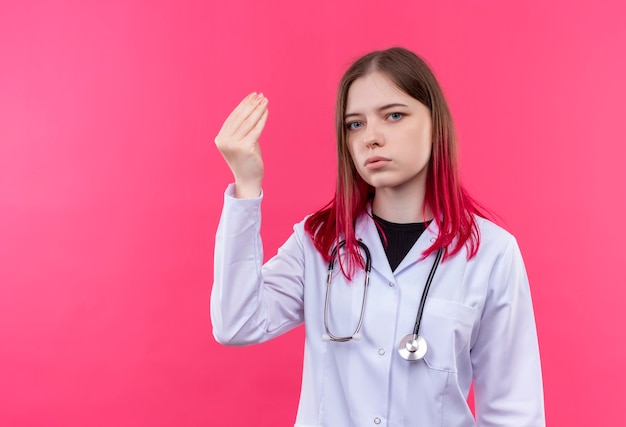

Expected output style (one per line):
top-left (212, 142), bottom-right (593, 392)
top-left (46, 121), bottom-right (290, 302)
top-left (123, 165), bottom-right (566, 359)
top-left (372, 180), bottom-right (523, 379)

top-left (387, 112), bottom-right (404, 121)
top-left (346, 121), bottom-right (363, 131)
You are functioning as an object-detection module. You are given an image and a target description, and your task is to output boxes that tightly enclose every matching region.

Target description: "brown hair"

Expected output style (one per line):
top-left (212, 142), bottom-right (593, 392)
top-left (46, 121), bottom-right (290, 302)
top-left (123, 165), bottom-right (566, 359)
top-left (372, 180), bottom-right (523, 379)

top-left (305, 47), bottom-right (486, 276)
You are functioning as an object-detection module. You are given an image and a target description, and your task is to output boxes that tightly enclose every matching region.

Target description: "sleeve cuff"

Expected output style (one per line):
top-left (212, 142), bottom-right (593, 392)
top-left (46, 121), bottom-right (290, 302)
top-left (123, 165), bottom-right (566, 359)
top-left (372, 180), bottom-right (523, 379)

top-left (224, 183), bottom-right (263, 200)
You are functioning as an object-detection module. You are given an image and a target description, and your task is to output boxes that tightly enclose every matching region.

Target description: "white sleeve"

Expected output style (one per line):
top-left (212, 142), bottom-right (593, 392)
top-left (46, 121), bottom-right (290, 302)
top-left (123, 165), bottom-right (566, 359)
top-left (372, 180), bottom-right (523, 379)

top-left (471, 237), bottom-right (546, 426)
top-left (210, 184), bottom-right (305, 346)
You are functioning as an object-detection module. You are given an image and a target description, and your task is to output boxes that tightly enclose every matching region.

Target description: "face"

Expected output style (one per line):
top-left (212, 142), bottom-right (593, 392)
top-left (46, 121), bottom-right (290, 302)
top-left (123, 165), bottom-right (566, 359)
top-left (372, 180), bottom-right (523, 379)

top-left (345, 71), bottom-right (432, 196)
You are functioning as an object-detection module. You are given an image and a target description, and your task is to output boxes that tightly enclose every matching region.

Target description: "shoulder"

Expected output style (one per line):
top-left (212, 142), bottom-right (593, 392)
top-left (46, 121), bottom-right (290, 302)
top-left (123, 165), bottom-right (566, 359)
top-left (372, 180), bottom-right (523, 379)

top-left (473, 215), bottom-right (522, 260)
top-left (468, 217), bottom-right (530, 291)
top-left (293, 213), bottom-right (312, 230)
top-left (292, 214), bottom-right (317, 246)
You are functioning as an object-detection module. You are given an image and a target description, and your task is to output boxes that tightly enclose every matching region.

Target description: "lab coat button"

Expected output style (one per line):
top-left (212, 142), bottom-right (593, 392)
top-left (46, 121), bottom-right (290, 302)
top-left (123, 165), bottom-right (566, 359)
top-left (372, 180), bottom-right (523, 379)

top-left (430, 237), bottom-right (436, 243)
top-left (374, 417), bottom-right (381, 424)
top-left (378, 348), bottom-right (385, 356)
top-left (388, 281), bottom-right (394, 287)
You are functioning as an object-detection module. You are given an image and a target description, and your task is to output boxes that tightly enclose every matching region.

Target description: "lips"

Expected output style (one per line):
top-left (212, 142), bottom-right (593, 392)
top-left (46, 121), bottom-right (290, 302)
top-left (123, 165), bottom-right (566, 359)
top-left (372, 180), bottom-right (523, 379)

top-left (364, 156), bottom-right (391, 168)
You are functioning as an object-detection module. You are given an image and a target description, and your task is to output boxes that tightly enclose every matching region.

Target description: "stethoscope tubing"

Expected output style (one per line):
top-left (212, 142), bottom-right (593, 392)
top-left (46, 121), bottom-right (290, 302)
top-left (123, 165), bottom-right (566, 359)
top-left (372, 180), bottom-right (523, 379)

top-left (411, 248), bottom-right (443, 336)
top-left (323, 240), bottom-right (371, 342)
top-left (324, 240), bottom-right (445, 362)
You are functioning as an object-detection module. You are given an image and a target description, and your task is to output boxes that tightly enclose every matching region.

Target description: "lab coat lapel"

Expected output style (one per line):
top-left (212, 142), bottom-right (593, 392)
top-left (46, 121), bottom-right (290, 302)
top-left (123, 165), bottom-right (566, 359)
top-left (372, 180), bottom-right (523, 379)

top-left (354, 213), bottom-right (395, 283)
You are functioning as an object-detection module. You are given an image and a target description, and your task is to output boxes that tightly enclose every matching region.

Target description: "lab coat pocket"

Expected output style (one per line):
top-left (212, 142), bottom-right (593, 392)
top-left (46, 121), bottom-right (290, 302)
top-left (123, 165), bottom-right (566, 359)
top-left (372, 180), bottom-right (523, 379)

top-left (421, 297), bottom-right (476, 373)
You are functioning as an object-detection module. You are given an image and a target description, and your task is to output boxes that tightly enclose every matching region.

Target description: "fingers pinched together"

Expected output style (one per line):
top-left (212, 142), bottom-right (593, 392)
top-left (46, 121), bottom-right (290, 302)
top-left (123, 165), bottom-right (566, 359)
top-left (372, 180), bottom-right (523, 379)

top-left (214, 92), bottom-right (269, 198)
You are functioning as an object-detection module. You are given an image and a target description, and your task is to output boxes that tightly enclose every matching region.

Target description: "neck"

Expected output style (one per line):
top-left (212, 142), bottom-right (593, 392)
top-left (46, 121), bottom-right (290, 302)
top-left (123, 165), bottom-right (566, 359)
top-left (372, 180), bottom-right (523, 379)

top-left (371, 187), bottom-right (433, 224)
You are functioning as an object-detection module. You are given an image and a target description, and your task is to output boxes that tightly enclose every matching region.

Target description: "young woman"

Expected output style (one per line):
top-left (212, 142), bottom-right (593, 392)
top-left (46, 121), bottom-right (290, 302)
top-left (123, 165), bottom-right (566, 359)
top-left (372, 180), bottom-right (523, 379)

top-left (211, 47), bottom-right (545, 427)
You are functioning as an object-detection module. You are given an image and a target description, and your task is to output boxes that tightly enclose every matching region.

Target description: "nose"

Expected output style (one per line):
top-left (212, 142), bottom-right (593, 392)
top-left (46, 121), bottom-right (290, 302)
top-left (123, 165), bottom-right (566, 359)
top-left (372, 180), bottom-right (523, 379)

top-left (363, 120), bottom-right (384, 148)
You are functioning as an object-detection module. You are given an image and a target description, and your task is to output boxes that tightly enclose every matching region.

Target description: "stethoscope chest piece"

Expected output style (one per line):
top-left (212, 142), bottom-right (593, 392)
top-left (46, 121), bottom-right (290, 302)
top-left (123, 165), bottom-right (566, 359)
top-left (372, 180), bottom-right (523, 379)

top-left (398, 334), bottom-right (427, 361)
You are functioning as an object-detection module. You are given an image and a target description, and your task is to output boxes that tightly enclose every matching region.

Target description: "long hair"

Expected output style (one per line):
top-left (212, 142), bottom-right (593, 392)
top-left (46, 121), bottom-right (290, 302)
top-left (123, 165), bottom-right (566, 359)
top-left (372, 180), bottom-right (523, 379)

top-left (304, 47), bottom-right (487, 278)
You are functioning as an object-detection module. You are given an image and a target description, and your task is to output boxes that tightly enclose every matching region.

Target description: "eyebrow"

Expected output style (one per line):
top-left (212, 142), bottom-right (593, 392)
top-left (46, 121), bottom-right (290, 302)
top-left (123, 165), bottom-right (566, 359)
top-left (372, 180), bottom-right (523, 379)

top-left (344, 103), bottom-right (409, 120)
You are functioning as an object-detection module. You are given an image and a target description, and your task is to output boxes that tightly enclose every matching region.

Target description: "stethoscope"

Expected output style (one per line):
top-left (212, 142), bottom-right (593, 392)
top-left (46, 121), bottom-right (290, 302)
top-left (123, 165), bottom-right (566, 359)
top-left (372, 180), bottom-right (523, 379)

top-left (323, 240), bottom-right (444, 362)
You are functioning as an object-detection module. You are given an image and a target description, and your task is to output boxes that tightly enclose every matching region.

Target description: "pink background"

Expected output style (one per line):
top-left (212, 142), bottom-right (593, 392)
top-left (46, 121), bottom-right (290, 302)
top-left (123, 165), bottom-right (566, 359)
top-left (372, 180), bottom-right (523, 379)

top-left (1, 1), bottom-right (625, 425)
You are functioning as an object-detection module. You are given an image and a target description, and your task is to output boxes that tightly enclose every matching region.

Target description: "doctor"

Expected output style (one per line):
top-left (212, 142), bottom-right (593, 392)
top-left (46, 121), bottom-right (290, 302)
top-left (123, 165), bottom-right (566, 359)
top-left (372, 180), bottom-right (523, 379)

top-left (211, 47), bottom-right (545, 426)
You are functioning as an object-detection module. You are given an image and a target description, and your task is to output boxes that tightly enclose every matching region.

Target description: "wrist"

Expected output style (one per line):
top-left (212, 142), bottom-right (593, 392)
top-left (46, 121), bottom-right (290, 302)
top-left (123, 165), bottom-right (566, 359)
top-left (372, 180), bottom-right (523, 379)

top-left (233, 180), bottom-right (262, 199)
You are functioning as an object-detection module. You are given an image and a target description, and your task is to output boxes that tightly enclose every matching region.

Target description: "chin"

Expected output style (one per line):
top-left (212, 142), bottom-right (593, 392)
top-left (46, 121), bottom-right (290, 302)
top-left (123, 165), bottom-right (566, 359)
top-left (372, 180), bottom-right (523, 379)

top-left (368, 180), bottom-right (401, 190)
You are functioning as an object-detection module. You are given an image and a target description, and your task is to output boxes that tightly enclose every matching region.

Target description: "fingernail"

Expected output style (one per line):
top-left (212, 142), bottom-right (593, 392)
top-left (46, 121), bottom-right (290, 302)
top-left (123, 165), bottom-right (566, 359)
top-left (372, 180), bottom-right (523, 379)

top-left (256, 92), bottom-right (264, 100)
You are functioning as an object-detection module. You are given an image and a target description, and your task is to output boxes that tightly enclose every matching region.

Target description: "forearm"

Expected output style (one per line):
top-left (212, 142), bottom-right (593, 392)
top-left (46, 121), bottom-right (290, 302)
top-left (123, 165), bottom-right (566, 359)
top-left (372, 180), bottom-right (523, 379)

top-left (211, 185), bottom-right (265, 345)
top-left (210, 184), bottom-right (305, 345)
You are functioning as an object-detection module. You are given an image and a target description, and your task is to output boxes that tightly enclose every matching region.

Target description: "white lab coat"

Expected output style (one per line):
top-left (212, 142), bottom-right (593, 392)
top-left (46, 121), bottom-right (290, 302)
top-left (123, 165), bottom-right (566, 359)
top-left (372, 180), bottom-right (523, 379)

top-left (211, 185), bottom-right (545, 427)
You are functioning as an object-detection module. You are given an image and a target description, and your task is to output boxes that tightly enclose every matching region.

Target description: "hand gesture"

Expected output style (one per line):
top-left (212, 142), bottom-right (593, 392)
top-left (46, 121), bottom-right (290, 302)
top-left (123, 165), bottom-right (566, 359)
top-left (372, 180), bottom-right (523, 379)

top-left (214, 92), bottom-right (269, 198)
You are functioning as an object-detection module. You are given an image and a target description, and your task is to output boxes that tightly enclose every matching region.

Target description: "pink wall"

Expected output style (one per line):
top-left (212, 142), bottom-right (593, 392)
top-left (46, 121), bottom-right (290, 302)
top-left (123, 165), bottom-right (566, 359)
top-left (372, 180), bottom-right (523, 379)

top-left (1, 1), bottom-right (625, 425)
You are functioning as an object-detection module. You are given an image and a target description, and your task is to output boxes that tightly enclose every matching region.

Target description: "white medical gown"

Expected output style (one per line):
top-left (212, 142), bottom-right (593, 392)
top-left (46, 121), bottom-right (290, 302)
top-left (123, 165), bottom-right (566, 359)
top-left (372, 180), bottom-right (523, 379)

top-left (211, 185), bottom-right (545, 427)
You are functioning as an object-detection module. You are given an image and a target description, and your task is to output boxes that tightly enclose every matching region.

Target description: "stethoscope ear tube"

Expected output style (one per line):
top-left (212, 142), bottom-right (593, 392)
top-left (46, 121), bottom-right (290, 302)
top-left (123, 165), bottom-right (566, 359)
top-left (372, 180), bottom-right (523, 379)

top-left (323, 240), bottom-right (371, 343)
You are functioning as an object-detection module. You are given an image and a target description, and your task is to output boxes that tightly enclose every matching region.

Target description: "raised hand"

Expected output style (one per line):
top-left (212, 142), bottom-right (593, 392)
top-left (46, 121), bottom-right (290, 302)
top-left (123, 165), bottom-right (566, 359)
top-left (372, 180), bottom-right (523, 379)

top-left (214, 92), bottom-right (269, 198)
